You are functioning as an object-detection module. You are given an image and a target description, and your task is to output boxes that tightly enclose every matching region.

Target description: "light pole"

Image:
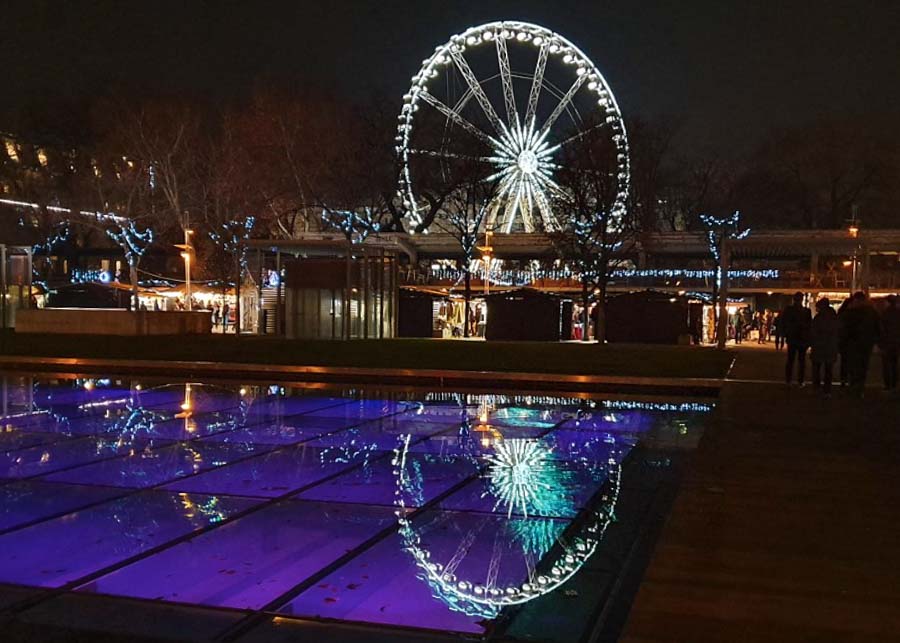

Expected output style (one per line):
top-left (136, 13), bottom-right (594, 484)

top-left (175, 228), bottom-right (194, 311)
top-left (478, 230), bottom-right (493, 297)
top-left (847, 216), bottom-right (860, 293)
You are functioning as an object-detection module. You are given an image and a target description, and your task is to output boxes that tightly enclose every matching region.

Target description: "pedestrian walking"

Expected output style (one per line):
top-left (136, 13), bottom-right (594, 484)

top-left (879, 294), bottom-right (900, 392)
top-left (840, 292), bottom-right (880, 397)
top-left (781, 292), bottom-right (812, 385)
top-left (773, 310), bottom-right (784, 350)
top-left (810, 298), bottom-right (839, 397)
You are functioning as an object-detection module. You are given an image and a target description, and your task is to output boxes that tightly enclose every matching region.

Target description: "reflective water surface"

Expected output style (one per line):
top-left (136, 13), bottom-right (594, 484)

top-left (0, 375), bottom-right (710, 637)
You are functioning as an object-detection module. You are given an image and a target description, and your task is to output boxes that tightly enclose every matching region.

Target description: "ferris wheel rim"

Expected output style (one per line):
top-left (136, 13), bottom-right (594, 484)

top-left (396, 20), bottom-right (631, 234)
top-left (391, 434), bottom-right (623, 612)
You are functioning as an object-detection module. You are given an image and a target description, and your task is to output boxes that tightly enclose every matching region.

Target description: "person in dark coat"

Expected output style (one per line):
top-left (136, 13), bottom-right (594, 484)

top-left (840, 291), bottom-right (881, 396)
top-left (879, 294), bottom-right (900, 392)
top-left (772, 310), bottom-right (784, 350)
top-left (837, 297), bottom-right (852, 386)
top-left (781, 292), bottom-right (812, 385)
top-left (810, 298), bottom-right (839, 396)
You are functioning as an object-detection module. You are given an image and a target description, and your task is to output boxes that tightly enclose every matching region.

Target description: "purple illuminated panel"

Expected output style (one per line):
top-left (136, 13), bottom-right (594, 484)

top-left (0, 481), bottom-right (123, 532)
top-left (76, 500), bottom-right (395, 610)
top-left (279, 510), bottom-right (566, 634)
top-left (303, 419), bottom-right (452, 452)
top-left (0, 436), bottom-right (152, 481)
top-left (558, 410), bottom-right (654, 433)
top-left (0, 430), bottom-right (70, 452)
top-left (164, 445), bottom-right (381, 498)
top-left (0, 490), bottom-right (259, 587)
top-left (42, 441), bottom-right (268, 488)
top-left (296, 453), bottom-right (478, 507)
top-left (306, 399), bottom-right (409, 421)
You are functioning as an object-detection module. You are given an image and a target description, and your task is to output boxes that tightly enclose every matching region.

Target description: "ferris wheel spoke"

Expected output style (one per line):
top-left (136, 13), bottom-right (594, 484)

top-left (531, 180), bottom-right (560, 230)
top-left (524, 45), bottom-right (549, 128)
top-left (408, 148), bottom-right (499, 164)
top-left (496, 37), bottom-right (519, 128)
top-left (520, 179), bottom-right (537, 233)
top-left (450, 49), bottom-right (506, 136)
top-left (502, 182), bottom-right (524, 233)
top-left (542, 121), bottom-right (609, 156)
top-left (536, 74), bottom-right (589, 145)
top-left (419, 90), bottom-right (495, 147)
top-left (484, 164), bottom-right (519, 184)
top-left (485, 531), bottom-right (504, 591)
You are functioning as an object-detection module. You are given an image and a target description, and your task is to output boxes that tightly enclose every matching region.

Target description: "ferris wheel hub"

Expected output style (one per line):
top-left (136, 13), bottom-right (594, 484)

top-left (516, 149), bottom-right (538, 175)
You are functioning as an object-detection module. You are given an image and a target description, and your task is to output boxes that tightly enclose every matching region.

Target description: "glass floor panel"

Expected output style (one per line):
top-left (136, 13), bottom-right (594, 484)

top-left (0, 376), bottom-right (712, 639)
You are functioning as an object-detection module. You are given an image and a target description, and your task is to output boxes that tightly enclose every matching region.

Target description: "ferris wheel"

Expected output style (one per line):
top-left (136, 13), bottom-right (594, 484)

top-left (392, 433), bottom-right (624, 618)
top-left (396, 21), bottom-right (630, 234)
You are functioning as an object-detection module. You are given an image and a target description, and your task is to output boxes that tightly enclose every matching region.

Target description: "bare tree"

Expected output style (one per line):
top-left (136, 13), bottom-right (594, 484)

top-left (550, 117), bottom-right (635, 342)
top-left (431, 160), bottom-right (500, 338)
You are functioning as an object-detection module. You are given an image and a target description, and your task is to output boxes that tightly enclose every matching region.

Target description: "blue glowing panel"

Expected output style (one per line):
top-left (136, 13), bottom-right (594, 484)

top-left (76, 501), bottom-right (396, 610)
top-left (296, 453), bottom-right (478, 507)
top-left (0, 491), bottom-right (259, 588)
top-left (0, 481), bottom-right (123, 532)
top-left (305, 399), bottom-right (410, 421)
top-left (164, 445), bottom-right (381, 498)
top-left (41, 441), bottom-right (268, 488)
top-left (0, 430), bottom-right (70, 452)
top-left (279, 510), bottom-right (566, 634)
top-left (0, 437), bottom-right (155, 481)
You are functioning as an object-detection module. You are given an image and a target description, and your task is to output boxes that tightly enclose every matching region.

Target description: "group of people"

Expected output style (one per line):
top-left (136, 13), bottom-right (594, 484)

top-left (211, 302), bottom-right (234, 331)
top-left (780, 291), bottom-right (900, 397)
top-left (731, 308), bottom-right (776, 344)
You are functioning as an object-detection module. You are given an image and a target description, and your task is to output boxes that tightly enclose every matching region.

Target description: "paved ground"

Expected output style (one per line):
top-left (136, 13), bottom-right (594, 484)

top-left (620, 346), bottom-right (900, 642)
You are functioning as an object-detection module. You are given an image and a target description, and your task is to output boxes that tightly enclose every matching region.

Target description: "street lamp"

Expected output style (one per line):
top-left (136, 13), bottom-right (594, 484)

top-left (175, 228), bottom-right (194, 311)
top-left (846, 217), bottom-right (861, 291)
top-left (477, 230), bottom-right (493, 296)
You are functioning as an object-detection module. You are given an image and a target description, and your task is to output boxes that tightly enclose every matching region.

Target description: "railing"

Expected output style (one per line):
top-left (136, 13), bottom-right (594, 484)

top-left (400, 266), bottom-right (900, 292)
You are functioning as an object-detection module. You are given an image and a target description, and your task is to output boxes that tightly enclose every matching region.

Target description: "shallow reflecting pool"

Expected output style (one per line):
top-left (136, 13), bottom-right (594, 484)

top-left (0, 374), bottom-right (711, 639)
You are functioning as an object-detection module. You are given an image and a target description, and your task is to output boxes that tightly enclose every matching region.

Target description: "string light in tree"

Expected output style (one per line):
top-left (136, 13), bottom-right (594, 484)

top-left (700, 210), bottom-right (751, 289)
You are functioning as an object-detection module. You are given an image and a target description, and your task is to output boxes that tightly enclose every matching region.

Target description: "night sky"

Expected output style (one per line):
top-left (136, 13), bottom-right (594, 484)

top-left (3, 0), bottom-right (898, 152)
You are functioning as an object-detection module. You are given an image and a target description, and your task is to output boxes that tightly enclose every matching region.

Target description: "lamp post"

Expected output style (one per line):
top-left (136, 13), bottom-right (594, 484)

top-left (477, 230), bottom-right (493, 297)
top-left (847, 216), bottom-right (860, 293)
top-left (175, 228), bottom-right (194, 311)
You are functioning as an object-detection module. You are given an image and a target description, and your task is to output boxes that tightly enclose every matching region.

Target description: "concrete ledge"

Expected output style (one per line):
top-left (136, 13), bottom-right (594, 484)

top-left (15, 309), bottom-right (211, 336)
top-left (0, 355), bottom-right (724, 395)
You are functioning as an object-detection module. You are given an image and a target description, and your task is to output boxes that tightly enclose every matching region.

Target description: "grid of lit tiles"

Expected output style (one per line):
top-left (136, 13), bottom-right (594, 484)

top-left (0, 381), bottom-right (658, 636)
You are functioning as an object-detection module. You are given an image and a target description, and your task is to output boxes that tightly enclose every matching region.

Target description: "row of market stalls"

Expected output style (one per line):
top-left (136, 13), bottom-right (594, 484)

top-left (398, 287), bottom-right (706, 343)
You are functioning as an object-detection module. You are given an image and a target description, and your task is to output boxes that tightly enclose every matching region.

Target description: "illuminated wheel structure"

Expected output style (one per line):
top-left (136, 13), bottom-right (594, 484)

top-left (392, 434), bottom-right (623, 618)
top-left (396, 21), bottom-right (630, 234)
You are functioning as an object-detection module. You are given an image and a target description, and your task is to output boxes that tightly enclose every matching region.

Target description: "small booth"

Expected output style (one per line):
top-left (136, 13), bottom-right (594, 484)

top-left (483, 288), bottom-right (572, 341)
top-left (606, 290), bottom-right (691, 344)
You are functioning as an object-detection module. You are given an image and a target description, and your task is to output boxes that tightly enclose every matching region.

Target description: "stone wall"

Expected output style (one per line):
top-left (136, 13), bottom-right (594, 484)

top-left (16, 308), bottom-right (212, 335)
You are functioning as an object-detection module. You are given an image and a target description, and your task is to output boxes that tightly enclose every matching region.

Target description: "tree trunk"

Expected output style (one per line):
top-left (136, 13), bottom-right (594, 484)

top-left (716, 240), bottom-right (730, 349)
top-left (130, 263), bottom-right (139, 311)
top-left (581, 279), bottom-right (590, 342)
top-left (463, 260), bottom-right (471, 339)
top-left (344, 242), bottom-right (352, 340)
top-left (595, 283), bottom-right (608, 343)
top-left (234, 254), bottom-right (241, 336)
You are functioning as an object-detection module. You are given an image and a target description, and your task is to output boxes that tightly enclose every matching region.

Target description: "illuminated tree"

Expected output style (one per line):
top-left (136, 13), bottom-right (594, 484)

top-left (550, 115), bottom-right (635, 342)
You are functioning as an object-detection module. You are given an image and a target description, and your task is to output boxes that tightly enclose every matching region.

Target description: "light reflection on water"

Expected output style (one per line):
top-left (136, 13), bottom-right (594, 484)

top-left (0, 374), bottom-right (710, 635)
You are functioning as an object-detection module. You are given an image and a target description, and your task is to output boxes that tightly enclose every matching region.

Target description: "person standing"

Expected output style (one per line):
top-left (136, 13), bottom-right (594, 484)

top-left (781, 292), bottom-right (812, 385)
top-left (810, 298), bottom-right (839, 397)
top-left (837, 298), bottom-right (852, 386)
top-left (772, 310), bottom-right (784, 350)
top-left (840, 292), bottom-right (880, 397)
top-left (879, 294), bottom-right (900, 392)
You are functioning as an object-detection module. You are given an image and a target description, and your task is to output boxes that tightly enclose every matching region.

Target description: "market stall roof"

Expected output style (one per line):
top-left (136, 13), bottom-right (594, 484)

top-left (247, 232), bottom-right (417, 261)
